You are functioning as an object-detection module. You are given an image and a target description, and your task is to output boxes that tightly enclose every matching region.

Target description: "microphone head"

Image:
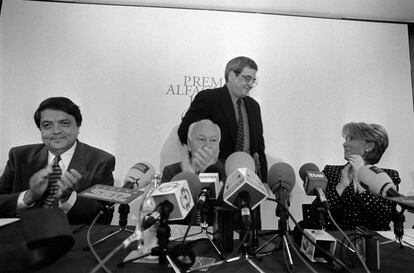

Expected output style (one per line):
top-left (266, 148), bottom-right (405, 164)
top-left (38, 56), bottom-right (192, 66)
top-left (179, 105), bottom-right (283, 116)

top-left (171, 171), bottom-right (202, 202)
top-left (299, 163), bottom-right (319, 182)
top-left (358, 165), bottom-right (396, 197)
top-left (225, 151), bottom-right (255, 176)
top-left (204, 164), bottom-right (224, 181)
top-left (267, 162), bottom-right (296, 194)
top-left (123, 161), bottom-right (155, 189)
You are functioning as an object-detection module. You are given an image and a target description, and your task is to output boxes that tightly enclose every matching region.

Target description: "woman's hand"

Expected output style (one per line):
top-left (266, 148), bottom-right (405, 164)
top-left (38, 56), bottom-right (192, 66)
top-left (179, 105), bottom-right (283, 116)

top-left (347, 154), bottom-right (365, 178)
top-left (347, 154), bottom-right (367, 194)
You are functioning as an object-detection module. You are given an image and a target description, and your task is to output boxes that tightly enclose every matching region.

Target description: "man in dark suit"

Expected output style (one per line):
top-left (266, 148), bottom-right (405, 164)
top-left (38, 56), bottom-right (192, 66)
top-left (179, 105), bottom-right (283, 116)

top-left (0, 97), bottom-right (115, 224)
top-left (178, 56), bottom-right (267, 181)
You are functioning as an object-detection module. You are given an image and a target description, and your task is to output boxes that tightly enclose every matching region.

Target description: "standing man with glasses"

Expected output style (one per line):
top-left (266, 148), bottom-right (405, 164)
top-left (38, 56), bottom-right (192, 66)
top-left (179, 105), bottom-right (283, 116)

top-left (178, 56), bottom-right (267, 182)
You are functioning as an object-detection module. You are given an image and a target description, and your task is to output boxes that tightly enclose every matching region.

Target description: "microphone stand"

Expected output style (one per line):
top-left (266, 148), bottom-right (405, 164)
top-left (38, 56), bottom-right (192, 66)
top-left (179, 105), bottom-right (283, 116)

top-left (118, 205), bottom-right (182, 273)
top-left (188, 205), bottom-right (266, 273)
top-left (86, 204), bottom-right (134, 250)
top-left (199, 202), bottom-right (223, 257)
top-left (382, 205), bottom-right (406, 248)
top-left (253, 203), bottom-right (294, 272)
top-left (317, 205), bottom-right (355, 254)
top-left (317, 206), bottom-right (327, 230)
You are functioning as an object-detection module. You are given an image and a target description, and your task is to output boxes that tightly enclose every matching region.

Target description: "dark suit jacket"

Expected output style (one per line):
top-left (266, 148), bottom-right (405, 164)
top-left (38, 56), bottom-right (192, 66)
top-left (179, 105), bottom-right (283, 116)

top-left (177, 85), bottom-right (268, 182)
top-left (0, 141), bottom-right (115, 224)
top-left (161, 162), bottom-right (184, 184)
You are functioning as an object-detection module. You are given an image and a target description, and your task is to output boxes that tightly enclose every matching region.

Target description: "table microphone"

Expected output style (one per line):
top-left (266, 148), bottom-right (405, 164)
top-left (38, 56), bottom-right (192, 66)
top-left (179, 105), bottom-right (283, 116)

top-left (299, 163), bottom-right (329, 210)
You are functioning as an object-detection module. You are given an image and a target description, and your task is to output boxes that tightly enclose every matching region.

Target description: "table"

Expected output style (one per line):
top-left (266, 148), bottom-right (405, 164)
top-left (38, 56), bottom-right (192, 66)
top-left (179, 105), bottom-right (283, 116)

top-left (1, 223), bottom-right (413, 273)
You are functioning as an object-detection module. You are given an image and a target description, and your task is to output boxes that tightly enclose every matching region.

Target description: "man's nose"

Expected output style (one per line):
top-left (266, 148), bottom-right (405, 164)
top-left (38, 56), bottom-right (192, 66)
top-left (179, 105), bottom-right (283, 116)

top-left (52, 124), bottom-right (62, 134)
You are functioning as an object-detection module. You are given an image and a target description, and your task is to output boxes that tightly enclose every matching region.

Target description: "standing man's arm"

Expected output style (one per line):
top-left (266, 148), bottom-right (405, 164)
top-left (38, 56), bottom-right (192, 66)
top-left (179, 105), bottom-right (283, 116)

top-left (257, 107), bottom-right (268, 183)
top-left (177, 91), bottom-right (210, 145)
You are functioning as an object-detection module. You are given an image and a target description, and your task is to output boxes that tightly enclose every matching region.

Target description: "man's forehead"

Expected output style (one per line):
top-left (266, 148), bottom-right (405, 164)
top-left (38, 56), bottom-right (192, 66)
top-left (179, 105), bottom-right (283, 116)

top-left (40, 109), bottom-right (75, 121)
top-left (241, 66), bottom-right (257, 75)
top-left (193, 124), bottom-right (219, 137)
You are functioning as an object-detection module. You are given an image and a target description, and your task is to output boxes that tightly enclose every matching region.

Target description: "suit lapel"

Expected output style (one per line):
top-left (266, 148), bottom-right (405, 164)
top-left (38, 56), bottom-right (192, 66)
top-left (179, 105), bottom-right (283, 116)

top-left (219, 85), bottom-right (238, 143)
top-left (68, 141), bottom-right (88, 179)
top-left (22, 145), bottom-right (49, 183)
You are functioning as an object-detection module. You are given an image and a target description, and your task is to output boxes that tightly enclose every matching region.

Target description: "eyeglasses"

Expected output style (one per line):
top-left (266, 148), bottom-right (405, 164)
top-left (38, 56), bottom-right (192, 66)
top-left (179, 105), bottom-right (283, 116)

top-left (237, 73), bottom-right (258, 87)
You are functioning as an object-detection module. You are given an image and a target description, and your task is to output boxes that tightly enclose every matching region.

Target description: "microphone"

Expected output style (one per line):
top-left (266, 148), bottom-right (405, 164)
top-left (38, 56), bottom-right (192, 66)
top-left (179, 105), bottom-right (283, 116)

top-left (253, 152), bottom-right (262, 181)
top-left (223, 152), bottom-right (267, 249)
top-left (204, 164), bottom-right (224, 181)
top-left (358, 165), bottom-right (398, 197)
top-left (119, 162), bottom-right (156, 227)
top-left (358, 165), bottom-right (414, 212)
top-left (198, 164), bottom-right (223, 201)
top-left (123, 161), bottom-right (155, 189)
top-left (237, 191), bottom-right (252, 230)
top-left (196, 187), bottom-right (211, 209)
top-left (299, 163), bottom-right (330, 210)
top-left (267, 162), bottom-right (296, 209)
top-left (170, 171), bottom-right (201, 202)
top-left (224, 151), bottom-right (255, 176)
top-left (197, 165), bottom-right (223, 228)
top-left (223, 151), bottom-right (267, 210)
top-left (150, 172), bottom-right (200, 221)
top-left (141, 200), bottom-right (174, 230)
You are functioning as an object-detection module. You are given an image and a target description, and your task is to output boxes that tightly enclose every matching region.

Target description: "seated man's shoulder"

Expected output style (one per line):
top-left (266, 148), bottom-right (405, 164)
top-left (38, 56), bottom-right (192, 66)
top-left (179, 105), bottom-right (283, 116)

top-left (9, 143), bottom-right (45, 156)
top-left (197, 86), bottom-right (225, 98)
top-left (78, 142), bottom-right (114, 160)
top-left (161, 162), bottom-right (182, 183)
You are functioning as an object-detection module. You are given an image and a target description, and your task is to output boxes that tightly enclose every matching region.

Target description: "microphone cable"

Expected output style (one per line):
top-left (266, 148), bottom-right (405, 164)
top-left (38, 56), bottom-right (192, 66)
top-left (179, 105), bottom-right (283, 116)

top-left (267, 197), bottom-right (354, 273)
top-left (326, 209), bottom-right (371, 273)
top-left (268, 198), bottom-right (319, 273)
top-left (338, 231), bottom-right (365, 268)
top-left (86, 206), bottom-right (113, 273)
top-left (180, 209), bottom-right (198, 245)
top-left (283, 223), bottom-right (319, 273)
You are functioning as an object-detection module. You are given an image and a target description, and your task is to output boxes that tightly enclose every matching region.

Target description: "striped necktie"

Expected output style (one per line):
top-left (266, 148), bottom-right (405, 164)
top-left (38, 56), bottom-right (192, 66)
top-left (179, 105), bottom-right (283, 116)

top-left (235, 98), bottom-right (244, 151)
top-left (42, 156), bottom-right (62, 208)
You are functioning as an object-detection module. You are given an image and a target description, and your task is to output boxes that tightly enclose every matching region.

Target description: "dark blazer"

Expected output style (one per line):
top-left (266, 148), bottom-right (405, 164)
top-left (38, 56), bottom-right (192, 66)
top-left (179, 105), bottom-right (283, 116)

top-left (161, 162), bottom-right (183, 184)
top-left (177, 85), bottom-right (268, 181)
top-left (311, 164), bottom-right (400, 231)
top-left (0, 141), bottom-right (115, 224)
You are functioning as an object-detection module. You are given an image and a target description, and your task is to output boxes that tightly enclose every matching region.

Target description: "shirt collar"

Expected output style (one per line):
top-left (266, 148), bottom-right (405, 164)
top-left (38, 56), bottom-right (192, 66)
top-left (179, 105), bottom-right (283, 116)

top-left (48, 141), bottom-right (77, 170)
top-left (227, 88), bottom-right (242, 105)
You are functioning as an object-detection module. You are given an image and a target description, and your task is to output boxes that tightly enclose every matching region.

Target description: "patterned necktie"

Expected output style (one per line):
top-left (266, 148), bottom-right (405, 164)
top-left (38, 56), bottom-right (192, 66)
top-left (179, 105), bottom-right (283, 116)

top-left (235, 98), bottom-right (244, 151)
top-left (42, 156), bottom-right (62, 208)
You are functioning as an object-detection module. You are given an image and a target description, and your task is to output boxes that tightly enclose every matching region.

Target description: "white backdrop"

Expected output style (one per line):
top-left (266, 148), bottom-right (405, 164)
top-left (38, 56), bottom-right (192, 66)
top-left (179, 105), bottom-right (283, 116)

top-left (1, 0), bottom-right (414, 228)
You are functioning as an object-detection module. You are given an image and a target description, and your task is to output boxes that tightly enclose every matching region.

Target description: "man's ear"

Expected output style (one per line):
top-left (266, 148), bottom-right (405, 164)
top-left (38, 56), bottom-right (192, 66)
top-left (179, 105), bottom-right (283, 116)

top-left (228, 71), bottom-right (237, 81)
